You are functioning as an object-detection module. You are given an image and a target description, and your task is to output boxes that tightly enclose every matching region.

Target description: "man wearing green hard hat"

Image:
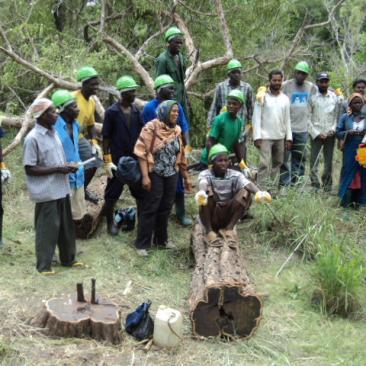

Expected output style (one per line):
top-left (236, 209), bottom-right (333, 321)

top-left (156, 26), bottom-right (189, 123)
top-left (280, 61), bottom-right (317, 186)
top-left (200, 89), bottom-right (248, 172)
top-left (74, 66), bottom-right (103, 204)
top-left (207, 59), bottom-right (253, 161)
top-left (52, 89), bottom-right (93, 235)
top-left (101, 75), bottom-right (144, 236)
top-left (142, 74), bottom-right (192, 226)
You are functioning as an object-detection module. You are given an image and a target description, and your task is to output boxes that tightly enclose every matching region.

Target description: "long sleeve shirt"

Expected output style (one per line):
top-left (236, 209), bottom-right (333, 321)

top-left (252, 92), bottom-right (292, 141)
top-left (207, 79), bottom-right (253, 128)
top-left (308, 90), bottom-right (341, 139)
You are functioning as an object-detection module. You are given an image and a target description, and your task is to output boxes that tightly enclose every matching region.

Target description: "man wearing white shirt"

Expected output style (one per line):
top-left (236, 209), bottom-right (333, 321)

top-left (252, 70), bottom-right (292, 190)
top-left (309, 72), bottom-right (342, 192)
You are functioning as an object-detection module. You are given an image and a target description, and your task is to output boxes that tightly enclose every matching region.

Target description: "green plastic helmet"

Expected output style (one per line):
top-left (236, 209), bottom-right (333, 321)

top-left (294, 61), bottom-right (310, 74)
top-left (227, 89), bottom-right (245, 104)
top-left (165, 26), bottom-right (184, 42)
top-left (208, 144), bottom-right (229, 163)
top-left (51, 89), bottom-right (75, 110)
top-left (76, 66), bottom-right (99, 82)
top-left (116, 75), bottom-right (139, 92)
top-left (154, 74), bottom-right (175, 90)
top-left (227, 59), bottom-right (242, 73)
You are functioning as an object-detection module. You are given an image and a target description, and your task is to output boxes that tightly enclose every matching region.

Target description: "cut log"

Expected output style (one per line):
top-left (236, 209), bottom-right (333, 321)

top-left (74, 175), bottom-right (107, 239)
top-left (33, 279), bottom-right (122, 344)
top-left (189, 223), bottom-right (262, 339)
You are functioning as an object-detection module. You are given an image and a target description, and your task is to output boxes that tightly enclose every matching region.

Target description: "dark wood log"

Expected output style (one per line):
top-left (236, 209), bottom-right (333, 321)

top-left (74, 175), bottom-right (107, 239)
top-left (76, 283), bottom-right (86, 302)
top-left (189, 223), bottom-right (262, 339)
top-left (32, 280), bottom-right (121, 344)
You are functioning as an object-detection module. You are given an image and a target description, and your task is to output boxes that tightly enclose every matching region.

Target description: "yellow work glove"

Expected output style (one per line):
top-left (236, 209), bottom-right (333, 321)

top-left (239, 159), bottom-right (248, 170)
top-left (254, 191), bottom-right (272, 204)
top-left (356, 144), bottom-right (366, 166)
top-left (335, 88), bottom-right (344, 97)
top-left (195, 190), bottom-right (208, 206)
top-left (91, 139), bottom-right (103, 160)
top-left (103, 154), bottom-right (117, 179)
top-left (0, 162), bottom-right (11, 184)
top-left (256, 86), bottom-right (267, 105)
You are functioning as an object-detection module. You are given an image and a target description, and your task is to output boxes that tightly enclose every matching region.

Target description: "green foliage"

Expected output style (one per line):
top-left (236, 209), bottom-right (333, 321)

top-left (312, 243), bottom-right (365, 317)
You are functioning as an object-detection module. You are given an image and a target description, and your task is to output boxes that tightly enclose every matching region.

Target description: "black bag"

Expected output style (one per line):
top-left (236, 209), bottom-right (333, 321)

top-left (125, 300), bottom-right (154, 340)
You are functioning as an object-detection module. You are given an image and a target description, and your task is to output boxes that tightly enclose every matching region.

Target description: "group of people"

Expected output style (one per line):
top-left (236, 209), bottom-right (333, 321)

top-left (0, 25), bottom-right (362, 274)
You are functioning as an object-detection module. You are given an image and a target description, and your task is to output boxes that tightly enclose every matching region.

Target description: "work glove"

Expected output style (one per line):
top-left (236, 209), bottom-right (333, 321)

top-left (185, 145), bottom-right (193, 159)
top-left (91, 139), bottom-right (103, 160)
top-left (356, 144), bottom-right (366, 166)
top-left (254, 191), bottom-right (272, 204)
top-left (256, 86), bottom-right (267, 105)
top-left (103, 154), bottom-right (117, 178)
top-left (239, 159), bottom-right (252, 179)
top-left (0, 162), bottom-right (11, 184)
top-left (195, 190), bottom-right (208, 206)
top-left (335, 88), bottom-right (344, 97)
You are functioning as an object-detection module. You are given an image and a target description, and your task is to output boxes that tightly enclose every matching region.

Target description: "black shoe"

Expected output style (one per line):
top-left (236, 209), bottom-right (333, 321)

top-left (85, 190), bottom-right (99, 205)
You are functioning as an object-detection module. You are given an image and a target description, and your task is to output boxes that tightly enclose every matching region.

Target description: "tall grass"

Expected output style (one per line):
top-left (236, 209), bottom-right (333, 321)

top-left (311, 243), bottom-right (365, 317)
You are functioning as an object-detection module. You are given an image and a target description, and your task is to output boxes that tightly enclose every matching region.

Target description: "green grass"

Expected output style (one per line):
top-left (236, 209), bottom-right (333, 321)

top-left (0, 130), bottom-right (366, 365)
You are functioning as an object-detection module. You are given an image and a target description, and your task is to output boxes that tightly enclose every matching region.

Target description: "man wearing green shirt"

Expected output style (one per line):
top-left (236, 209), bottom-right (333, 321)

top-left (201, 90), bottom-right (245, 168)
top-left (155, 26), bottom-right (189, 120)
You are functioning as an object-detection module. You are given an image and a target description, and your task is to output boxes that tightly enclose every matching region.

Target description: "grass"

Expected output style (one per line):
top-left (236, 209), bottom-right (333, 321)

top-left (0, 131), bottom-right (366, 365)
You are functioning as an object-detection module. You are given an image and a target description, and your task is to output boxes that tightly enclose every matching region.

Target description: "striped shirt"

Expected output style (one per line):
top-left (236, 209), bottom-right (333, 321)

top-left (23, 123), bottom-right (70, 203)
top-left (198, 168), bottom-right (250, 202)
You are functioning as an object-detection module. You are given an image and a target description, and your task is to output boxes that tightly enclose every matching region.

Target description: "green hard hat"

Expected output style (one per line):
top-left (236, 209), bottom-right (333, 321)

top-left (116, 75), bottom-right (139, 92)
top-left (227, 89), bottom-right (244, 104)
top-left (208, 144), bottom-right (229, 163)
top-left (51, 89), bottom-right (75, 110)
top-left (165, 26), bottom-right (184, 42)
top-left (294, 61), bottom-right (310, 74)
top-left (227, 59), bottom-right (242, 73)
top-left (76, 66), bottom-right (99, 82)
top-left (154, 74), bottom-right (175, 90)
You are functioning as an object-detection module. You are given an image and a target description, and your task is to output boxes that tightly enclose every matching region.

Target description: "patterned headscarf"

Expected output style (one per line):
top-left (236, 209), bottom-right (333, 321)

top-left (31, 98), bottom-right (53, 119)
top-left (348, 93), bottom-right (365, 114)
top-left (157, 100), bottom-right (178, 125)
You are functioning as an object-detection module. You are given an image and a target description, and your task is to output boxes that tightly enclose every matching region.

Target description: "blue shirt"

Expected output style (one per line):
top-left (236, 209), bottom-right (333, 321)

top-left (142, 98), bottom-right (189, 132)
top-left (54, 116), bottom-right (84, 189)
top-left (102, 103), bottom-right (144, 164)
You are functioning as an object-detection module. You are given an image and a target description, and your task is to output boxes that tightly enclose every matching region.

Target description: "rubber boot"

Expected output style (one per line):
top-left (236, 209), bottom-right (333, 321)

top-left (103, 200), bottom-right (119, 236)
top-left (175, 192), bottom-right (192, 226)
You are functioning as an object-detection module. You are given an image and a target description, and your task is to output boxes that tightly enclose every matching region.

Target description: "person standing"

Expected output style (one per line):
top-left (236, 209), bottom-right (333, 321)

top-left (52, 89), bottom-right (90, 230)
top-left (308, 72), bottom-right (341, 192)
top-left (23, 98), bottom-right (83, 274)
top-left (337, 94), bottom-right (366, 207)
top-left (252, 70), bottom-right (292, 191)
top-left (143, 74), bottom-right (192, 226)
top-left (134, 100), bottom-right (192, 257)
top-left (74, 66), bottom-right (103, 204)
top-left (102, 76), bottom-right (144, 236)
top-left (155, 27), bottom-right (189, 120)
top-left (0, 122), bottom-right (11, 248)
top-left (281, 61), bottom-right (317, 186)
top-left (341, 78), bottom-right (366, 115)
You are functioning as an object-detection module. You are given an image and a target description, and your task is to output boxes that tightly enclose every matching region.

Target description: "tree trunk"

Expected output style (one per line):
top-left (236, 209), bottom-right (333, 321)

top-left (32, 280), bottom-right (122, 344)
top-left (189, 223), bottom-right (262, 339)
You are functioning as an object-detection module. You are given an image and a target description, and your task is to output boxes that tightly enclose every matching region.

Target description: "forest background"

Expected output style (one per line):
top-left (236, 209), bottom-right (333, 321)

top-left (0, 1), bottom-right (366, 365)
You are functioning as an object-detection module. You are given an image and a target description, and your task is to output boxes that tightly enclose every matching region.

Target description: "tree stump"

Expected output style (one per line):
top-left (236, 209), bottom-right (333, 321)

top-left (74, 176), bottom-right (107, 239)
top-left (33, 279), bottom-right (122, 344)
top-left (189, 223), bottom-right (262, 339)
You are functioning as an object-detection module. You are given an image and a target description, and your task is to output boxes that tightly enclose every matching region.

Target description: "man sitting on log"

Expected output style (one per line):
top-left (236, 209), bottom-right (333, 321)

top-left (196, 144), bottom-right (272, 246)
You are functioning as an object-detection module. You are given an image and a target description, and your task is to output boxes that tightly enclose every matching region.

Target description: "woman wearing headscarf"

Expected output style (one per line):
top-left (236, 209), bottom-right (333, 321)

top-left (134, 100), bottom-right (192, 256)
top-left (336, 93), bottom-right (366, 207)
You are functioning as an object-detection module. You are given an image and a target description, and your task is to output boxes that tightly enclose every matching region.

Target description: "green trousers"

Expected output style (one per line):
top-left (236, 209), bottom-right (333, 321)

top-left (34, 196), bottom-right (75, 272)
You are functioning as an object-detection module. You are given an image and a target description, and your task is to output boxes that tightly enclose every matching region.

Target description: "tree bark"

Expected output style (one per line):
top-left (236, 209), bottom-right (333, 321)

top-left (189, 223), bottom-right (262, 339)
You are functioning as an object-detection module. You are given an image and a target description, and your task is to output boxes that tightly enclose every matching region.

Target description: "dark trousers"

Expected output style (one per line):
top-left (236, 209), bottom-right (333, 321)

top-left (135, 173), bottom-right (178, 249)
top-left (34, 196), bottom-right (75, 272)
top-left (280, 132), bottom-right (308, 186)
top-left (310, 136), bottom-right (335, 191)
top-left (104, 175), bottom-right (144, 202)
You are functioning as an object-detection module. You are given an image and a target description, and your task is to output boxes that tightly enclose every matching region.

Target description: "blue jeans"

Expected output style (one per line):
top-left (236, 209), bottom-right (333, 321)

top-left (280, 132), bottom-right (308, 186)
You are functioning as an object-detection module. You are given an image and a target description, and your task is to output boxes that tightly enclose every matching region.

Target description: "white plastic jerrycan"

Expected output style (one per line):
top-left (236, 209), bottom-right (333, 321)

top-left (153, 305), bottom-right (183, 348)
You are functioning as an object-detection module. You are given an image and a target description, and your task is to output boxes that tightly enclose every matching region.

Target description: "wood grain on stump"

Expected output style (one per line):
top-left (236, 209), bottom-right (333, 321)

top-left (74, 176), bottom-right (107, 239)
top-left (33, 280), bottom-right (121, 344)
top-left (190, 223), bottom-right (262, 339)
